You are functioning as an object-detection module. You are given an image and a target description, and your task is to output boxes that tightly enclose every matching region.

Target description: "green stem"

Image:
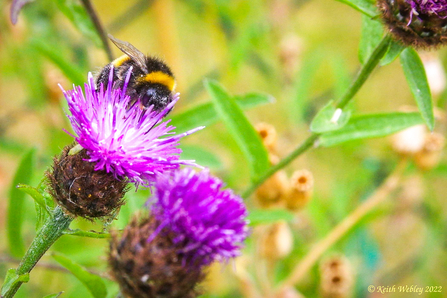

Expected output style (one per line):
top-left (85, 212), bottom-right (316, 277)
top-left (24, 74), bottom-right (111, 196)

top-left (242, 34), bottom-right (392, 199)
top-left (1, 206), bottom-right (73, 298)
top-left (335, 34), bottom-right (392, 109)
top-left (242, 134), bottom-right (319, 198)
top-left (80, 0), bottom-right (113, 61)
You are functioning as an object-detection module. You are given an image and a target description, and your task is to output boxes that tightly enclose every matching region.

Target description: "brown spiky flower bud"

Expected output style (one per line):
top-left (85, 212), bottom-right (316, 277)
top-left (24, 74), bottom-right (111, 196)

top-left (47, 144), bottom-right (128, 218)
top-left (320, 256), bottom-right (354, 298)
top-left (285, 169), bottom-right (314, 211)
top-left (109, 216), bottom-right (204, 298)
top-left (378, 0), bottom-right (447, 48)
top-left (415, 132), bottom-right (445, 170)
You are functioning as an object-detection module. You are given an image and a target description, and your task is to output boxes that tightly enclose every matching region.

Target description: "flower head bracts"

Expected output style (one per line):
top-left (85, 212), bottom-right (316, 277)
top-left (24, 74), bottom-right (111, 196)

top-left (150, 168), bottom-right (249, 267)
top-left (61, 68), bottom-right (203, 186)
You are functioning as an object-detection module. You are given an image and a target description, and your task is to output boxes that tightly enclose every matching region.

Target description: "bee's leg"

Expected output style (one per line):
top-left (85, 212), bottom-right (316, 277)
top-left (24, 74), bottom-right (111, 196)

top-left (95, 63), bottom-right (117, 91)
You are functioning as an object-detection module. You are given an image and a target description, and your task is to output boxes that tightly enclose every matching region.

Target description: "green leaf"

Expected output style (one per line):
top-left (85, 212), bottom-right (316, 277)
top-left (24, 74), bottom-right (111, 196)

top-left (205, 80), bottom-right (270, 181)
top-left (320, 112), bottom-right (424, 146)
top-left (31, 39), bottom-right (85, 86)
top-left (247, 209), bottom-right (295, 226)
top-left (170, 92), bottom-right (274, 134)
top-left (400, 48), bottom-right (435, 131)
top-left (7, 148), bottom-right (36, 258)
top-left (17, 183), bottom-right (54, 231)
top-left (17, 184), bottom-right (48, 212)
top-left (63, 229), bottom-right (111, 239)
top-left (292, 50), bottom-right (323, 122)
top-left (54, 0), bottom-right (102, 48)
top-left (180, 145), bottom-right (223, 169)
top-left (381, 40), bottom-right (405, 66)
top-left (43, 292), bottom-right (64, 298)
top-left (331, 56), bottom-right (351, 99)
top-left (335, 0), bottom-right (378, 18)
top-left (0, 269), bottom-right (30, 296)
top-left (359, 16), bottom-right (384, 64)
top-left (310, 100), bottom-right (351, 133)
top-left (52, 252), bottom-right (107, 298)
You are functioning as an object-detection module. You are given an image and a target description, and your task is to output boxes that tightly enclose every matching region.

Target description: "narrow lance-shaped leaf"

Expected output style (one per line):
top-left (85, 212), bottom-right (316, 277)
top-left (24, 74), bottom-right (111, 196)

top-left (358, 16), bottom-right (384, 64)
top-left (400, 48), bottom-right (435, 131)
top-left (205, 80), bottom-right (270, 181)
top-left (170, 92), bottom-right (274, 134)
top-left (17, 183), bottom-right (51, 231)
top-left (31, 39), bottom-right (85, 86)
top-left (381, 40), bottom-right (405, 66)
top-left (335, 0), bottom-right (378, 18)
top-left (54, 0), bottom-right (102, 47)
top-left (52, 252), bottom-right (107, 298)
top-left (320, 112), bottom-right (424, 147)
top-left (7, 148), bottom-right (36, 258)
top-left (180, 145), bottom-right (223, 170)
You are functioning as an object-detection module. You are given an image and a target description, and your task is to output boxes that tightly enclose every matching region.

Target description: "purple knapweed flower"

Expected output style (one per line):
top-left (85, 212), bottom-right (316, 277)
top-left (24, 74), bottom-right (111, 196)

top-left (61, 68), bottom-right (203, 186)
top-left (149, 168), bottom-right (249, 266)
top-left (378, 0), bottom-right (447, 48)
top-left (10, 0), bottom-right (33, 25)
top-left (408, 0), bottom-right (447, 22)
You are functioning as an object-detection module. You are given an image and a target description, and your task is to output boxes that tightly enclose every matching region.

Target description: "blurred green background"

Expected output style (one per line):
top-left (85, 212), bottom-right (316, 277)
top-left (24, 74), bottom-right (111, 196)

top-left (0, 0), bottom-right (446, 297)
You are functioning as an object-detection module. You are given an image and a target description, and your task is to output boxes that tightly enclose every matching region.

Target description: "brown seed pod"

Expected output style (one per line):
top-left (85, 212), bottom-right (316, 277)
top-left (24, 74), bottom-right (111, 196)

top-left (377, 0), bottom-right (447, 49)
top-left (255, 154), bottom-right (289, 208)
top-left (255, 122), bottom-right (278, 153)
top-left (46, 144), bottom-right (128, 219)
top-left (109, 216), bottom-right (204, 298)
top-left (259, 221), bottom-right (293, 260)
top-left (285, 169), bottom-right (314, 212)
top-left (320, 256), bottom-right (354, 298)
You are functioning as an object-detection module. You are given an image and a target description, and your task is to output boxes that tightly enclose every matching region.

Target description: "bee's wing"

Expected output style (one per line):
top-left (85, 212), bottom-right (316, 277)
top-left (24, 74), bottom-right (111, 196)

top-left (108, 34), bottom-right (148, 72)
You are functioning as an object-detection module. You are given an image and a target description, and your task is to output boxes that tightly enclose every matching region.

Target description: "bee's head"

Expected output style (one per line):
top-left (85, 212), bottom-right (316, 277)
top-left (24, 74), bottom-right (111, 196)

top-left (140, 84), bottom-right (173, 112)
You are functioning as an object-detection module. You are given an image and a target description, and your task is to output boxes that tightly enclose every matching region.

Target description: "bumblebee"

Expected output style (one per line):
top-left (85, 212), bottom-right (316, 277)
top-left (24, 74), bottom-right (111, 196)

top-left (96, 35), bottom-right (176, 112)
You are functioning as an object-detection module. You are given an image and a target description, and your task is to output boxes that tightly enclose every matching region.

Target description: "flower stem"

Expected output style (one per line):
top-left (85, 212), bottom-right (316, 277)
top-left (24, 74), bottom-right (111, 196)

top-left (335, 34), bottom-right (392, 109)
top-left (1, 206), bottom-right (73, 298)
top-left (80, 0), bottom-right (113, 61)
top-left (241, 34), bottom-right (391, 199)
top-left (277, 159), bottom-right (407, 292)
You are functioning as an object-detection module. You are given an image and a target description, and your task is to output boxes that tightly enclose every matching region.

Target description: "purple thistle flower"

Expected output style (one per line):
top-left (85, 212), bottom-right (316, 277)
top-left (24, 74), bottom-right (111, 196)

top-left (61, 68), bottom-right (203, 186)
top-left (149, 168), bottom-right (249, 267)
top-left (10, 0), bottom-right (33, 25)
top-left (407, 0), bottom-right (447, 23)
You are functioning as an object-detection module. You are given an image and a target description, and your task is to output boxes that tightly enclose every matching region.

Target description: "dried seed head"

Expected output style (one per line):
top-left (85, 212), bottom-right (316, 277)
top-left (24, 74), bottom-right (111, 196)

top-left (320, 256), bottom-right (354, 298)
top-left (47, 144), bottom-right (128, 218)
top-left (259, 221), bottom-right (293, 260)
top-left (391, 124), bottom-right (427, 155)
top-left (109, 216), bottom-right (204, 298)
top-left (255, 154), bottom-right (289, 208)
top-left (285, 169), bottom-right (314, 211)
top-left (256, 122), bottom-right (278, 153)
top-left (377, 0), bottom-right (447, 48)
top-left (415, 132), bottom-right (445, 170)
